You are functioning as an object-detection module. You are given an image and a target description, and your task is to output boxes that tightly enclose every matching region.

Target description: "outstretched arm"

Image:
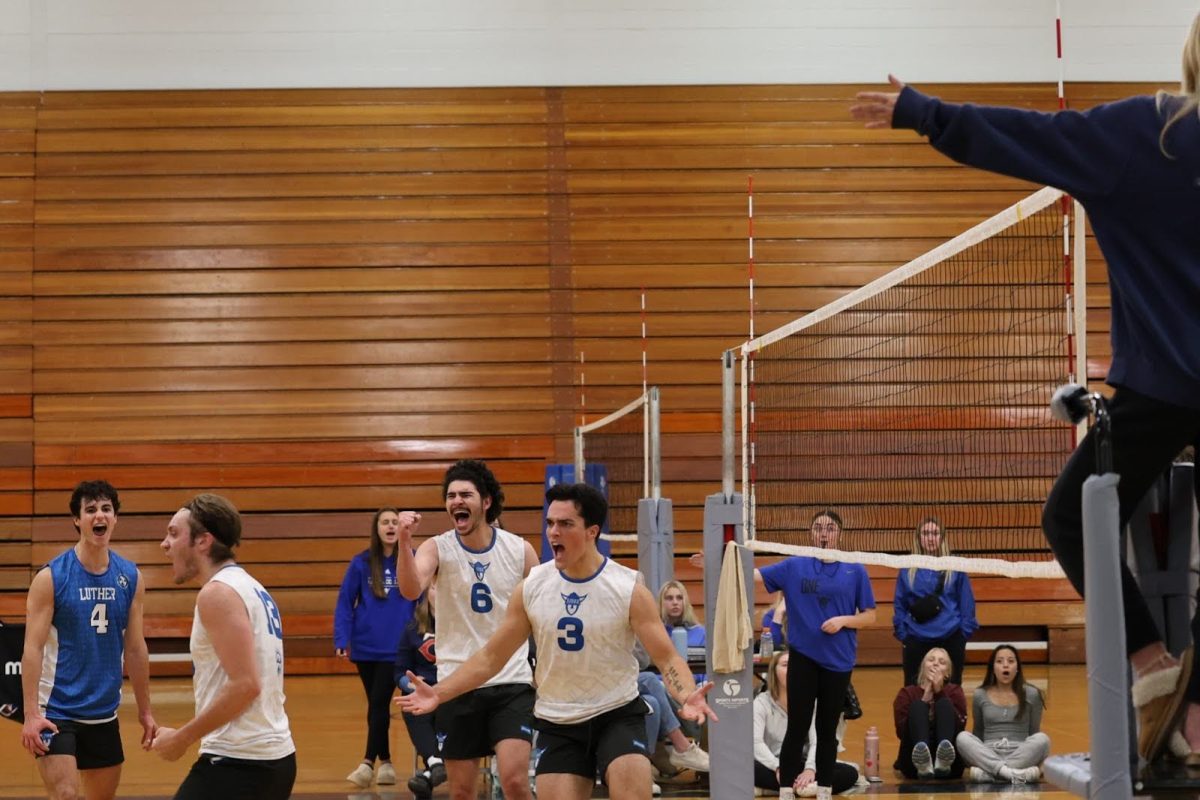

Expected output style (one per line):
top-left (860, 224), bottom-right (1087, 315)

top-left (399, 580), bottom-right (533, 715)
top-left (630, 583), bottom-right (717, 724)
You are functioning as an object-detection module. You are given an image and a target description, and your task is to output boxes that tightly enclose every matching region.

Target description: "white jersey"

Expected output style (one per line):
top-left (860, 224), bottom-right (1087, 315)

top-left (434, 527), bottom-right (532, 686)
top-left (191, 565), bottom-right (295, 760)
top-left (523, 558), bottom-right (640, 724)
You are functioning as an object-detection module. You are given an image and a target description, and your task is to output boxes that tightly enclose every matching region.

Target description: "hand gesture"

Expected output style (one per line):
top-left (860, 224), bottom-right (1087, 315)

top-left (677, 680), bottom-right (719, 724)
top-left (149, 726), bottom-right (189, 762)
top-left (820, 615), bottom-right (846, 634)
top-left (397, 511), bottom-right (422, 545)
top-left (395, 670), bottom-right (439, 716)
top-left (20, 714), bottom-right (57, 757)
top-left (335, 647), bottom-right (348, 659)
top-left (794, 769), bottom-right (817, 792)
top-left (138, 709), bottom-right (158, 751)
top-left (850, 74), bottom-right (907, 129)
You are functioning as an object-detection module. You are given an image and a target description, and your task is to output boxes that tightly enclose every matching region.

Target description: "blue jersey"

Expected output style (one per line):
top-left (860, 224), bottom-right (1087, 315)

top-left (39, 548), bottom-right (139, 721)
top-left (759, 556), bottom-right (874, 673)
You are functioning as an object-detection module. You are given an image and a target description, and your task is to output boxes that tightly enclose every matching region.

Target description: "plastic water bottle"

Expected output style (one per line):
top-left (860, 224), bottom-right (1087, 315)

top-left (760, 627), bottom-right (774, 660)
top-left (670, 626), bottom-right (689, 660)
top-left (864, 725), bottom-right (881, 782)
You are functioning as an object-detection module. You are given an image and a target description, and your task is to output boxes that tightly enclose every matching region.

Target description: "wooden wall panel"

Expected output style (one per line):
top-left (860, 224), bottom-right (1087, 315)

top-left (0, 82), bottom-right (1145, 666)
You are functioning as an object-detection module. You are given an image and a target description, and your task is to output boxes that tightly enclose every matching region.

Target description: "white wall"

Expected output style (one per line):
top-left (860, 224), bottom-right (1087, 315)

top-left (2, 0), bottom-right (1196, 91)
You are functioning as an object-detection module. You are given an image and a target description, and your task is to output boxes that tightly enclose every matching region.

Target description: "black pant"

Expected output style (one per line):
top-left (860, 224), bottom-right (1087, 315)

top-left (901, 633), bottom-right (966, 686)
top-left (896, 697), bottom-right (961, 779)
top-left (755, 759), bottom-right (858, 794)
top-left (174, 753), bottom-right (296, 800)
top-left (356, 661), bottom-right (395, 762)
top-left (1042, 387), bottom-right (1200, 657)
top-left (402, 709), bottom-right (439, 765)
top-left (782, 648), bottom-right (851, 790)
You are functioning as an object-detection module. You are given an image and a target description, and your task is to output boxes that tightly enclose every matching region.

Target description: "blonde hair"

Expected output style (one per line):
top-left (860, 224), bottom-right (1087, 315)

top-left (907, 516), bottom-right (953, 586)
top-left (658, 579), bottom-right (699, 628)
top-left (767, 650), bottom-right (789, 703)
top-left (918, 647), bottom-right (952, 689)
top-left (1157, 10), bottom-right (1200, 155)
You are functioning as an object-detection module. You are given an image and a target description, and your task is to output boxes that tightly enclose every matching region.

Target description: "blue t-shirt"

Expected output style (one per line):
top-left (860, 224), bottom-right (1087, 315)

top-left (43, 548), bottom-right (139, 721)
top-left (759, 556), bottom-right (874, 673)
top-left (333, 550), bottom-right (416, 662)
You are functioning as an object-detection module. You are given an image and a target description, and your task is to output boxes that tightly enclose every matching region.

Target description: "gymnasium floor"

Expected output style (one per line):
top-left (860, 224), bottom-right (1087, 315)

top-left (1, 663), bottom-right (1099, 799)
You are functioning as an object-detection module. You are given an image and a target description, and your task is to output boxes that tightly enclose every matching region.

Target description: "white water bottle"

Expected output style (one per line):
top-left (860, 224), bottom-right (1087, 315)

top-left (671, 626), bottom-right (689, 660)
top-left (760, 627), bottom-right (774, 660)
top-left (864, 725), bottom-right (881, 781)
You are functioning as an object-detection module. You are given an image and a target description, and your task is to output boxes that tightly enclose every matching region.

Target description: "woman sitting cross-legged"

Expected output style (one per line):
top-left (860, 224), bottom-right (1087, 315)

top-left (893, 647), bottom-right (966, 779)
top-left (956, 644), bottom-right (1050, 784)
top-left (754, 651), bottom-right (860, 796)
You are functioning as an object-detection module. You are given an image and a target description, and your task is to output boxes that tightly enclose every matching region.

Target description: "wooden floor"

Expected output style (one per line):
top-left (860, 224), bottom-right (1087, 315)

top-left (1, 664), bottom-right (1093, 799)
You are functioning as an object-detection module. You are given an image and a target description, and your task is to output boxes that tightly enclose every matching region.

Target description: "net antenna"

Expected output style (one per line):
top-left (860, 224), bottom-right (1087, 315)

top-left (728, 186), bottom-right (1085, 578)
top-left (575, 387), bottom-right (661, 543)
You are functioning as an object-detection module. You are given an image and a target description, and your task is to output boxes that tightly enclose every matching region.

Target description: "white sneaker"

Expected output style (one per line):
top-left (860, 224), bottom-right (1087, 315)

top-left (815, 786), bottom-right (832, 800)
top-left (668, 741), bottom-right (710, 772)
top-left (375, 762), bottom-right (395, 785)
top-left (346, 763), bottom-right (374, 788)
top-left (1011, 765), bottom-right (1041, 784)
top-left (797, 784), bottom-right (817, 797)
top-left (651, 781), bottom-right (662, 796)
top-left (933, 739), bottom-right (955, 776)
top-left (911, 741), bottom-right (934, 777)
top-left (779, 789), bottom-right (796, 800)
top-left (964, 766), bottom-right (994, 782)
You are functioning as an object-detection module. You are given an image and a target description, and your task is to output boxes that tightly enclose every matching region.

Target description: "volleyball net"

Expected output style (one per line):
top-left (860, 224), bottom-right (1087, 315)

top-left (575, 387), bottom-right (661, 542)
top-left (735, 187), bottom-right (1085, 578)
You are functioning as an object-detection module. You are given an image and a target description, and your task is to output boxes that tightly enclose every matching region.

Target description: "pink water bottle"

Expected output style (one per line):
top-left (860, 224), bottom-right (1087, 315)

top-left (864, 725), bottom-right (880, 781)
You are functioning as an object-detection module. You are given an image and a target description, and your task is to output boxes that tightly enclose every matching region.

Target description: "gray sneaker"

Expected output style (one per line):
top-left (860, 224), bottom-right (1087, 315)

top-left (911, 741), bottom-right (934, 777)
top-left (933, 739), bottom-right (956, 776)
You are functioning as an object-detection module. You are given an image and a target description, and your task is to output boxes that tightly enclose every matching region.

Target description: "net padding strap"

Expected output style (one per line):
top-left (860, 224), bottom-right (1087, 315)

top-left (746, 539), bottom-right (1066, 579)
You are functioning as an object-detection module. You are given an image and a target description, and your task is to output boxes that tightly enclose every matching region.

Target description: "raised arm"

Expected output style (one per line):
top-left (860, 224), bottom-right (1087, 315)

top-left (399, 580), bottom-right (533, 715)
top-left (151, 582), bottom-right (262, 761)
top-left (630, 582), bottom-right (716, 724)
top-left (123, 570), bottom-right (157, 749)
top-left (19, 569), bottom-right (56, 756)
top-left (395, 511), bottom-right (436, 600)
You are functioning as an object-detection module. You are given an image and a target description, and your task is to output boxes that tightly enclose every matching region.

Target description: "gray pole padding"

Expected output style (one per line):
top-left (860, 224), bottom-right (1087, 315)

top-left (702, 492), bottom-right (755, 799)
top-left (1083, 472), bottom-right (1132, 800)
top-left (637, 497), bottom-right (674, 592)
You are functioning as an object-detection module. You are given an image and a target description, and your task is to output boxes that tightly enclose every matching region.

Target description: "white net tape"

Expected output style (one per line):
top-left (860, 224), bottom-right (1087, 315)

top-left (746, 538), bottom-right (1066, 579)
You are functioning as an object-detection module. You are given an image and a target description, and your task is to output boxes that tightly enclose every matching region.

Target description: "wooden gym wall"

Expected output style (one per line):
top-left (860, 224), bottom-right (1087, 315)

top-left (0, 82), bottom-right (1154, 667)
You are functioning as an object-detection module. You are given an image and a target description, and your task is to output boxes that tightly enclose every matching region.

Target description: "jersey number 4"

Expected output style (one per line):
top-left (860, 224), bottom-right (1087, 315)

top-left (90, 603), bottom-right (109, 634)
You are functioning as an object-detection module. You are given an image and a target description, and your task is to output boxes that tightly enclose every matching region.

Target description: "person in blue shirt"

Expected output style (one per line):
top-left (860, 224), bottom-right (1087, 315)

top-left (755, 509), bottom-right (876, 798)
top-left (19, 480), bottom-right (156, 800)
top-left (394, 584), bottom-right (445, 798)
top-left (893, 517), bottom-right (978, 686)
top-left (851, 14), bottom-right (1200, 762)
top-left (334, 507), bottom-right (417, 788)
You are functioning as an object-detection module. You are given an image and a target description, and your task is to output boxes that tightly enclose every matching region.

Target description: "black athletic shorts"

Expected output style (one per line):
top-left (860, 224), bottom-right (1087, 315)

top-left (173, 752), bottom-right (296, 800)
top-left (41, 717), bottom-right (124, 770)
top-left (534, 696), bottom-right (649, 784)
top-left (435, 683), bottom-right (535, 760)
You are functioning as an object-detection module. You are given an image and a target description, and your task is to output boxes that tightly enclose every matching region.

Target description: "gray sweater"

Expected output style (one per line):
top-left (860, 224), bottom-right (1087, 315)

top-left (970, 685), bottom-right (1043, 742)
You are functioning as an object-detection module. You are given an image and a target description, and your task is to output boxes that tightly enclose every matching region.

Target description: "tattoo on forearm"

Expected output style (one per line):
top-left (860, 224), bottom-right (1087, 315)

top-left (664, 664), bottom-right (688, 700)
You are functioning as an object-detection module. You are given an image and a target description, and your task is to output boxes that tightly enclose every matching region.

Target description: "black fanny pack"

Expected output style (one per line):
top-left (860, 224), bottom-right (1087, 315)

top-left (908, 572), bottom-right (947, 623)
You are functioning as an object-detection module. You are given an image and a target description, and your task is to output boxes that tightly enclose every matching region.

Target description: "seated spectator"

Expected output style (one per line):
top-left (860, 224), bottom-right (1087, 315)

top-left (957, 644), bottom-right (1050, 784)
top-left (754, 651), bottom-right (859, 796)
top-left (893, 647), bottom-right (966, 779)
top-left (633, 639), bottom-right (710, 781)
top-left (393, 586), bottom-right (445, 798)
top-left (660, 579), bottom-right (706, 647)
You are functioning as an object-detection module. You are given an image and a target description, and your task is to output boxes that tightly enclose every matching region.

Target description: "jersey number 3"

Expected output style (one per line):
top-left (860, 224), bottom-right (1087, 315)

top-left (556, 617), bottom-right (584, 651)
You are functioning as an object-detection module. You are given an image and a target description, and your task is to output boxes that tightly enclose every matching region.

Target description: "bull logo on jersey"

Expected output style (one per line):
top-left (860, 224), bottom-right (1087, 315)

top-left (561, 591), bottom-right (587, 615)
top-left (470, 561), bottom-right (490, 582)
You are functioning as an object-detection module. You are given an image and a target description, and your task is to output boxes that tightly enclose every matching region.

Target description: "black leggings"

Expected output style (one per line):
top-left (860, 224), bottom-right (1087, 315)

top-left (1042, 387), bottom-right (1200, 659)
top-left (174, 753), bottom-right (296, 800)
top-left (402, 709), bottom-right (439, 765)
top-left (781, 649), bottom-right (851, 789)
top-left (356, 661), bottom-right (396, 762)
top-left (896, 697), bottom-right (961, 779)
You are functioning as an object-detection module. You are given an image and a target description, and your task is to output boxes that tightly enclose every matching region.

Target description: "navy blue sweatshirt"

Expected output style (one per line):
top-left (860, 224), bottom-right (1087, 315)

top-left (894, 87), bottom-right (1200, 410)
top-left (333, 549), bottom-right (415, 662)
top-left (394, 617), bottom-right (437, 688)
